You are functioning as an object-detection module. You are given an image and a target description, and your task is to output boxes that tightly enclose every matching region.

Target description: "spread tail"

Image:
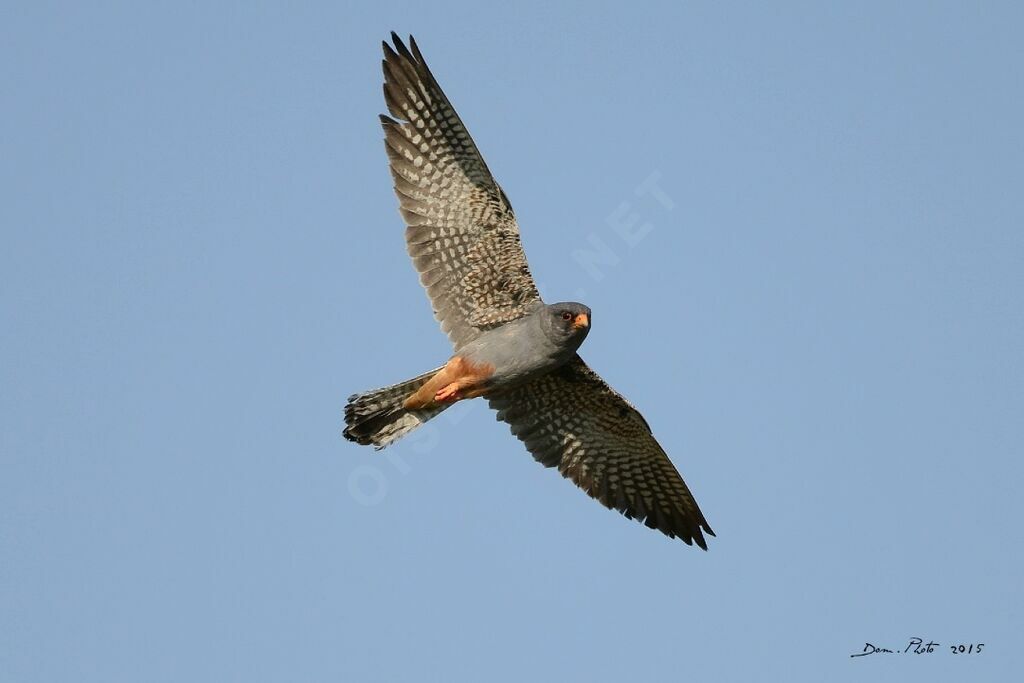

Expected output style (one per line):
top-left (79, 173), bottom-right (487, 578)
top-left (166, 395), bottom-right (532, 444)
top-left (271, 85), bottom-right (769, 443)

top-left (343, 366), bottom-right (449, 448)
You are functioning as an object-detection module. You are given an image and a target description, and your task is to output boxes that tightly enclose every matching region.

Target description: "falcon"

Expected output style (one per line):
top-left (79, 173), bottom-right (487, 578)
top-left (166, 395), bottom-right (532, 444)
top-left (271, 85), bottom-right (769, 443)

top-left (344, 33), bottom-right (715, 548)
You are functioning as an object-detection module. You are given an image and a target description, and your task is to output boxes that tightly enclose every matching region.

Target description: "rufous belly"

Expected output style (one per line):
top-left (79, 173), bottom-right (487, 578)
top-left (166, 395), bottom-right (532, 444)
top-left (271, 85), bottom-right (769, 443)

top-left (402, 356), bottom-right (496, 410)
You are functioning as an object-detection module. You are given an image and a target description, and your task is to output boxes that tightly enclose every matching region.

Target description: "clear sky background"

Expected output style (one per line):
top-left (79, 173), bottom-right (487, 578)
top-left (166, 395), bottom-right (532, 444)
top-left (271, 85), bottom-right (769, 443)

top-left (2, 2), bottom-right (1022, 682)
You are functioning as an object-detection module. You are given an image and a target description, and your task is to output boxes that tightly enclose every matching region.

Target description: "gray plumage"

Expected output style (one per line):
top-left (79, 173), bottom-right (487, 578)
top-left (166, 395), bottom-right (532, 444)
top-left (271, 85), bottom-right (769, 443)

top-left (343, 33), bottom-right (715, 548)
top-left (457, 301), bottom-right (591, 387)
top-left (489, 356), bottom-right (714, 548)
top-left (380, 34), bottom-right (539, 348)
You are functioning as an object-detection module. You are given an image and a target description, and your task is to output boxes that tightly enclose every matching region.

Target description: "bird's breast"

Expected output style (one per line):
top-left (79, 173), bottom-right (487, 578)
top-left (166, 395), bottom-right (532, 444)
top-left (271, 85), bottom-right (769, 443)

top-left (460, 322), bottom-right (570, 391)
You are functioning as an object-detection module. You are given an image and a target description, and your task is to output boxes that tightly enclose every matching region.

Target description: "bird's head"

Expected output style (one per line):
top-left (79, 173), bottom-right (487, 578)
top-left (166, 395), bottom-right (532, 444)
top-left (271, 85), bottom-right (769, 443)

top-left (540, 301), bottom-right (592, 349)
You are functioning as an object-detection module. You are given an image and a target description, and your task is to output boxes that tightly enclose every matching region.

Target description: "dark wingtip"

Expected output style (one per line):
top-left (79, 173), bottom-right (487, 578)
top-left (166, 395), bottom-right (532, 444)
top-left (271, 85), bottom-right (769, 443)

top-left (388, 32), bottom-right (414, 61)
top-left (692, 518), bottom-right (714, 549)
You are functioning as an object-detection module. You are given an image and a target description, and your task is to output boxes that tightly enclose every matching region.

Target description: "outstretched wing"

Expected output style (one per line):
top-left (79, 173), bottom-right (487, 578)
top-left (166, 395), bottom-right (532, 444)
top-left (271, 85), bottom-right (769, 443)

top-left (380, 33), bottom-right (541, 348)
top-left (489, 356), bottom-right (715, 548)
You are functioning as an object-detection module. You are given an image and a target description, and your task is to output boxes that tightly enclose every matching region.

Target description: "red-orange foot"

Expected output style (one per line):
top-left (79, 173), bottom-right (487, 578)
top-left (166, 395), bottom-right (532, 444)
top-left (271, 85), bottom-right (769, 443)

top-left (434, 383), bottom-right (460, 403)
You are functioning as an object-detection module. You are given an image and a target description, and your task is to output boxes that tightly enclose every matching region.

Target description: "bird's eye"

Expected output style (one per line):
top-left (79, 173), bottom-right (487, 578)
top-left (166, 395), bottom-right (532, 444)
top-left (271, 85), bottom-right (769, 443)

top-left (562, 311), bottom-right (572, 321)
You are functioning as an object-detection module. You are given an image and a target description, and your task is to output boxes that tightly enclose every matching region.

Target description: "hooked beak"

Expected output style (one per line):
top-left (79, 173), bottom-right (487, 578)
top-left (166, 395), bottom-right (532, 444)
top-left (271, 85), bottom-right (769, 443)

top-left (572, 312), bottom-right (590, 330)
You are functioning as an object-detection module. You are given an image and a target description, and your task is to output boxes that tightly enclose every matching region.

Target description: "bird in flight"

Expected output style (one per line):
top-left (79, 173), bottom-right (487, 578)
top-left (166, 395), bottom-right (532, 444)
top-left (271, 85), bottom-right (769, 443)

top-left (344, 33), bottom-right (714, 548)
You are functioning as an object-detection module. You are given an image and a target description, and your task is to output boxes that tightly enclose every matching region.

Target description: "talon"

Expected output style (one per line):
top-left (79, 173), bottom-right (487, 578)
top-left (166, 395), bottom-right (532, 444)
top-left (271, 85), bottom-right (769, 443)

top-left (434, 383), bottom-right (460, 403)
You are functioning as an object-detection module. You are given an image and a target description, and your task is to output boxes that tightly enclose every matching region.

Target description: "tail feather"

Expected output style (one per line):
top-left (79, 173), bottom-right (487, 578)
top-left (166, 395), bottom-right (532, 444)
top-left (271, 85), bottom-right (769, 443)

top-left (343, 366), bottom-right (449, 448)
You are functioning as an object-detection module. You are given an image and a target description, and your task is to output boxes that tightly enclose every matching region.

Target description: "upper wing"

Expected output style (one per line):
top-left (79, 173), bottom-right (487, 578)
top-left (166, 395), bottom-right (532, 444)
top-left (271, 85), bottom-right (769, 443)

top-left (380, 33), bottom-right (541, 348)
top-left (489, 356), bottom-right (715, 548)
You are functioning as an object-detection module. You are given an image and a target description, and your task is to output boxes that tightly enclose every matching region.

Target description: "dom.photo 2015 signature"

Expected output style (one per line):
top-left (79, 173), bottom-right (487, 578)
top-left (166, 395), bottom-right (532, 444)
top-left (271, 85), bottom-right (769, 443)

top-left (851, 638), bottom-right (985, 658)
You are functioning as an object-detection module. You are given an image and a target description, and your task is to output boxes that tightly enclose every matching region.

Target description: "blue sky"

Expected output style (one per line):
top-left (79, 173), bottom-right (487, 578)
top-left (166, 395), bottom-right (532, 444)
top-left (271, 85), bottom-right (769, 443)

top-left (2, 2), bottom-right (1022, 681)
